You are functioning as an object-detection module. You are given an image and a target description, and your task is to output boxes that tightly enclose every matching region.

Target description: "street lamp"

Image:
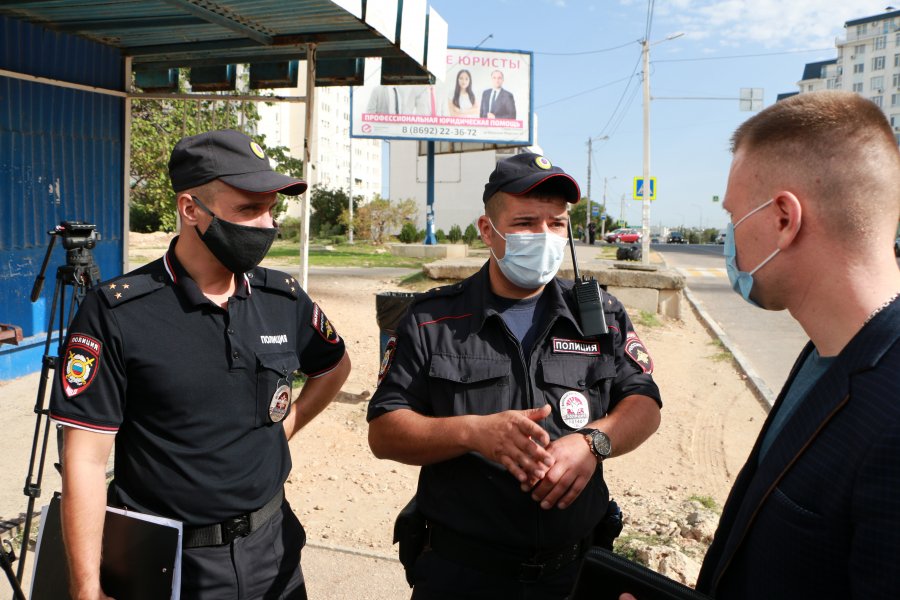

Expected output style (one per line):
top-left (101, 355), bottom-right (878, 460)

top-left (639, 32), bottom-right (684, 264)
top-left (586, 135), bottom-right (609, 241)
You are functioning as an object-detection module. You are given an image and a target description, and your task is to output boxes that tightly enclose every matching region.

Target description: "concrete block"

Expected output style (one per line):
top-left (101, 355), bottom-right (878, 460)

top-left (388, 244), bottom-right (468, 259)
top-left (657, 289), bottom-right (683, 320)
top-left (607, 286), bottom-right (659, 315)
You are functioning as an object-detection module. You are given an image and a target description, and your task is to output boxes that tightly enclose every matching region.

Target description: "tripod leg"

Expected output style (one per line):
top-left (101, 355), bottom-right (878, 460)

top-left (1, 541), bottom-right (27, 600)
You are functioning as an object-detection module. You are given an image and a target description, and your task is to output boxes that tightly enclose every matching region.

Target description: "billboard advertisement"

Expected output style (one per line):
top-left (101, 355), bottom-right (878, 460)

top-left (350, 47), bottom-right (533, 145)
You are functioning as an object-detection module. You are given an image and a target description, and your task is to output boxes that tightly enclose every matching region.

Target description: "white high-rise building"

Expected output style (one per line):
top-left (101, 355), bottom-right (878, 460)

top-left (257, 73), bottom-right (382, 219)
top-left (790, 8), bottom-right (900, 144)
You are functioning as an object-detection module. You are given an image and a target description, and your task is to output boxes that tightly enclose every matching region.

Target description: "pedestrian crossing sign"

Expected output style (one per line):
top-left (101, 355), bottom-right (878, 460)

top-left (633, 177), bottom-right (656, 201)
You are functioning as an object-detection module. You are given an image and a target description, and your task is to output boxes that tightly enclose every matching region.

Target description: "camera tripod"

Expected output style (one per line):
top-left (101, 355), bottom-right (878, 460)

top-left (6, 221), bottom-right (101, 596)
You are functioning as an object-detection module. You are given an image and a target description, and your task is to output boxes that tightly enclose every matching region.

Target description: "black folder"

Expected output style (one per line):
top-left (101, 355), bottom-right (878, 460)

top-left (30, 494), bottom-right (181, 600)
top-left (571, 547), bottom-right (711, 600)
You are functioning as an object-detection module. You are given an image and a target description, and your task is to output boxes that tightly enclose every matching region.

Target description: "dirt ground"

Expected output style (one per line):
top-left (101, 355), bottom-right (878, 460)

top-left (1, 233), bottom-right (767, 590)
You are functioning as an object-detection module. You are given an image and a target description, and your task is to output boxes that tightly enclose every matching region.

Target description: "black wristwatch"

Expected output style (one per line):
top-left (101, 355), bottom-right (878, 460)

top-left (577, 428), bottom-right (612, 461)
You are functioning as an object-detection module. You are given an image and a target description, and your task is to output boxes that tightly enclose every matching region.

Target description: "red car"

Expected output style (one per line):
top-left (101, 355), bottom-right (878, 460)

top-left (615, 228), bottom-right (642, 243)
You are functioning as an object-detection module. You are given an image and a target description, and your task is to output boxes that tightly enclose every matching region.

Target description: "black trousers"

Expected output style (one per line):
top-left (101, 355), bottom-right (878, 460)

top-left (410, 549), bottom-right (582, 600)
top-left (181, 500), bottom-right (308, 600)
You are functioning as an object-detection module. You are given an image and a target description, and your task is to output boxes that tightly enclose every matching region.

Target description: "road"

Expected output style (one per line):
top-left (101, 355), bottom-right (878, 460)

top-left (652, 243), bottom-right (809, 406)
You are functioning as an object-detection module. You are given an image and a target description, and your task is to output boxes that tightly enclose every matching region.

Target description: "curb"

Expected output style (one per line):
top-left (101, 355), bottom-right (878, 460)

top-left (681, 286), bottom-right (775, 411)
top-left (651, 252), bottom-right (775, 411)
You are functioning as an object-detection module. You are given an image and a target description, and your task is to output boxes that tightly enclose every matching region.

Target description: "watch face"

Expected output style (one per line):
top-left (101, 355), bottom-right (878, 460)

top-left (591, 431), bottom-right (612, 457)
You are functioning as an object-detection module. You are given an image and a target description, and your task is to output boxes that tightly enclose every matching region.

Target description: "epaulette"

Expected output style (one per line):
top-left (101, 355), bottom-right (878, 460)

top-left (411, 280), bottom-right (466, 306)
top-left (248, 267), bottom-right (300, 300)
top-left (99, 273), bottom-right (165, 308)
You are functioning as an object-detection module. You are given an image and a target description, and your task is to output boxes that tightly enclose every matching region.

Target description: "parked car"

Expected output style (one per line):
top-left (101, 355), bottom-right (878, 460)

top-left (616, 229), bottom-right (642, 243)
top-left (716, 231), bottom-right (727, 245)
top-left (666, 231), bottom-right (685, 244)
top-left (604, 228), bottom-right (626, 243)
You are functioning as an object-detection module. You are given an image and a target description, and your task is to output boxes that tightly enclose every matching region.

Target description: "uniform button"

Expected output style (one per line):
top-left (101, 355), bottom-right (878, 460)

top-left (228, 328), bottom-right (235, 335)
top-left (578, 379), bottom-right (586, 387)
top-left (460, 375), bottom-right (469, 383)
top-left (232, 351), bottom-right (240, 359)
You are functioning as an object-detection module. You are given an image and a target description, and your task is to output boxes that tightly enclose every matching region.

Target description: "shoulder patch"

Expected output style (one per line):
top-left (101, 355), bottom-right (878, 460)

top-left (61, 334), bottom-right (101, 397)
top-left (250, 268), bottom-right (299, 299)
top-left (99, 274), bottom-right (164, 308)
top-left (378, 335), bottom-right (398, 385)
top-left (311, 303), bottom-right (340, 344)
top-left (624, 331), bottom-right (653, 374)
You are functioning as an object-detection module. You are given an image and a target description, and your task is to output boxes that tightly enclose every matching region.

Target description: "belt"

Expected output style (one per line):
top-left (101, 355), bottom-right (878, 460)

top-left (183, 488), bottom-right (284, 548)
top-left (428, 522), bottom-right (590, 583)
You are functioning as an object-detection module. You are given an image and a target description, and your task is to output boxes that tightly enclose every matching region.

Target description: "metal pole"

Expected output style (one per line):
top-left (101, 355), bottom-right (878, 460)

top-left (123, 55), bottom-right (133, 272)
top-left (424, 141), bottom-right (437, 245)
top-left (585, 137), bottom-right (592, 242)
top-left (348, 135), bottom-right (354, 244)
top-left (600, 176), bottom-right (609, 239)
top-left (640, 38), bottom-right (651, 264)
top-left (300, 44), bottom-right (317, 290)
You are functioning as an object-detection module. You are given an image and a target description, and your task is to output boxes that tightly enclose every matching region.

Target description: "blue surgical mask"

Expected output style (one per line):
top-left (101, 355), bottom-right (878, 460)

top-left (724, 198), bottom-right (780, 306)
top-left (489, 220), bottom-right (568, 289)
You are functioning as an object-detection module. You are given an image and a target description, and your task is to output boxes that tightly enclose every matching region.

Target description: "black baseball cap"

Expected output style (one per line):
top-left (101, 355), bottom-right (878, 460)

top-left (168, 129), bottom-right (307, 195)
top-left (482, 152), bottom-right (581, 204)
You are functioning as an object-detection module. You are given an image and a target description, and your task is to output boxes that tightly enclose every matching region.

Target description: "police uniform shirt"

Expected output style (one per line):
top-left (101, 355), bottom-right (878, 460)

top-left (369, 263), bottom-right (660, 551)
top-left (50, 238), bottom-right (346, 526)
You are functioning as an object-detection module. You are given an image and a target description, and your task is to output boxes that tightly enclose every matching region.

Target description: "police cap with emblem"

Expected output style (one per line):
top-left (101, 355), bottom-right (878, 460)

top-left (482, 152), bottom-right (581, 204)
top-left (169, 129), bottom-right (307, 195)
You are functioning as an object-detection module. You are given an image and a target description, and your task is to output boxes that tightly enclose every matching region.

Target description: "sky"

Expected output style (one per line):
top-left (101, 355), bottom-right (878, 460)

top-left (422, 0), bottom-right (891, 230)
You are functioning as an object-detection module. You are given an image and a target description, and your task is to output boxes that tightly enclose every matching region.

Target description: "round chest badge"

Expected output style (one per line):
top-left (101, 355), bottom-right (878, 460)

top-left (559, 391), bottom-right (590, 429)
top-left (269, 384), bottom-right (291, 423)
top-left (534, 156), bottom-right (552, 170)
top-left (250, 141), bottom-right (266, 160)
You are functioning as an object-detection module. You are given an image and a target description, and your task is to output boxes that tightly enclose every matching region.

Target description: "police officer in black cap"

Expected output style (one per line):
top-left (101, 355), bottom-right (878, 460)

top-left (51, 129), bottom-right (351, 599)
top-left (368, 152), bottom-right (662, 599)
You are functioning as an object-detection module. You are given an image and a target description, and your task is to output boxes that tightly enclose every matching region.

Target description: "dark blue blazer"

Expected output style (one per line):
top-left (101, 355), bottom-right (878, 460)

top-left (696, 300), bottom-right (900, 599)
top-left (479, 88), bottom-right (516, 119)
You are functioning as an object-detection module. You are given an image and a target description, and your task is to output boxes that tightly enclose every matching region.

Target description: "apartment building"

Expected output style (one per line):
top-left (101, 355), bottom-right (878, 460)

top-left (791, 8), bottom-right (900, 143)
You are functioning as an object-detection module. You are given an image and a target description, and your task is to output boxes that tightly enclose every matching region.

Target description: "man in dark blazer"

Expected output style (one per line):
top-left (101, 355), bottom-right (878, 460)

top-left (618, 92), bottom-right (900, 600)
top-left (698, 91), bottom-right (900, 598)
top-left (480, 69), bottom-right (516, 119)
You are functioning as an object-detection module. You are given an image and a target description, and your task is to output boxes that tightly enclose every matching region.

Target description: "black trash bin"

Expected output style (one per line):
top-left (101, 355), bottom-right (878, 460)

top-left (375, 292), bottom-right (418, 358)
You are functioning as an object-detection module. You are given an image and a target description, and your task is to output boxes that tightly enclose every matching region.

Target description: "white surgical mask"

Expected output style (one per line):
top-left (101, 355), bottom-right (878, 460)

top-left (724, 198), bottom-right (780, 306)
top-left (489, 219), bottom-right (568, 289)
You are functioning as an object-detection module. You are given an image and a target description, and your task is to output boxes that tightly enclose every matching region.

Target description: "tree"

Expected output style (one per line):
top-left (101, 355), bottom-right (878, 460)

top-left (463, 223), bottom-right (479, 245)
top-left (129, 73), bottom-right (301, 232)
top-left (448, 224), bottom-right (462, 243)
top-left (345, 196), bottom-right (418, 244)
top-left (310, 186), bottom-right (360, 237)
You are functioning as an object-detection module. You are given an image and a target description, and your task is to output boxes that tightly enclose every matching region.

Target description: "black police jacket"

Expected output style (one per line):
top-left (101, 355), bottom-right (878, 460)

top-left (368, 262), bottom-right (661, 552)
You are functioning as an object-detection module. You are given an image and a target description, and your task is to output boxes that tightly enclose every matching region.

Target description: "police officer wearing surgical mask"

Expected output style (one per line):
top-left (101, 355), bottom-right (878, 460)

top-left (51, 129), bottom-right (351, 599)
top-left (368, 153), bottom-right (662, 599)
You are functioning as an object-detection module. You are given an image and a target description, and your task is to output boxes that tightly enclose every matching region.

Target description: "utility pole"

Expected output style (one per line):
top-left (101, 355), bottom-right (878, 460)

top-left (640, 37), bottom-right (651, 264)
top-left (585, 135), bottom-right (608, 242)
top-left (348, 135), bottom-right (354, 243)
top-left (600, 176), bottom-right (613, 239)
top-left (640, 32), bottom-right (683, 264)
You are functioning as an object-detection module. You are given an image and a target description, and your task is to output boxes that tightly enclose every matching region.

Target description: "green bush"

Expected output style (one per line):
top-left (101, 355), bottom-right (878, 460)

top-left (435, 229), bottom-right (447, 243)
top-left (398, 222), bottom-right (420, 244)
top-left (278, 216), bottom-right (303, 241)
top-left (463, 223), bottom-right (479, 245)
top-left (448, 224), bottom-right (462, 243)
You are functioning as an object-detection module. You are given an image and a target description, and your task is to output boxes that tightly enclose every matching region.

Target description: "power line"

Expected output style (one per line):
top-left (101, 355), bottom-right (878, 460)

top-left (594, 49), bottom-right (643, 137)
top-left (534, 39), bottom-right (640, 56)
top-left (654, 47), bottom-right (835, 63)
top-left (535, 73), bottom-right (636, 109)
top-left (644, 0), bottom-right (656, 43)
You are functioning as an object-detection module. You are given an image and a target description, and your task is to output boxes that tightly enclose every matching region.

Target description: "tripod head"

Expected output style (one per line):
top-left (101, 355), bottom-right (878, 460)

top-left (30, 221), bottom-right (102, 302)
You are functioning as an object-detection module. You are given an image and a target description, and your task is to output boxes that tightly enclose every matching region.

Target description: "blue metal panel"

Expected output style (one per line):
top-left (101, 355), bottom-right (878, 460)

top-left (0, 15), bottom-right (124, 380)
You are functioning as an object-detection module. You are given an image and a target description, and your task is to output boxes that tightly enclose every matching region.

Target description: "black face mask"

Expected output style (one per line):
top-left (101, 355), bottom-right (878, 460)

top-left (191, 195), bottom-right (277, 274)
